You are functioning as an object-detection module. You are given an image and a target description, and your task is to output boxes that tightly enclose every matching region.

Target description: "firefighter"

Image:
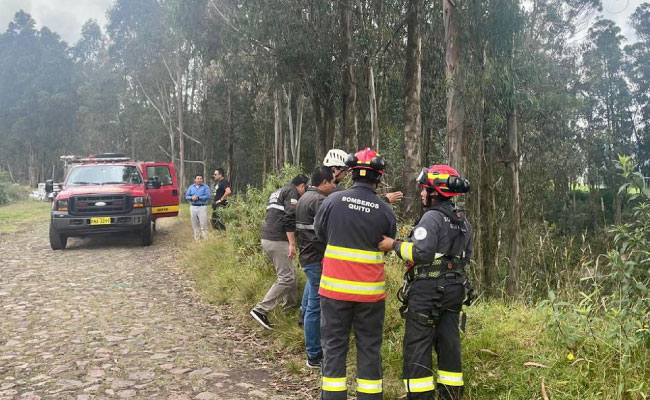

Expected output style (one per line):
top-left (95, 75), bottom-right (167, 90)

top-left (314, 148), bottom-right (397, 400)
top-left (323, 149), bottom-right (350, 189)
top-left (378, 165), bottom-right (473, 400)
top-left (323, 148), bottom-right (404, 203)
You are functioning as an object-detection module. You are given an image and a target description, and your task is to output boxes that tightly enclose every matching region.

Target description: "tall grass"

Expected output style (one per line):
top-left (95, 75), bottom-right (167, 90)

top-left (181, 166), bottom-right (650, 399)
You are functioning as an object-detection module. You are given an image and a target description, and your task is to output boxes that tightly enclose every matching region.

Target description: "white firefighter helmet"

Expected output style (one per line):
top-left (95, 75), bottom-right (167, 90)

top-left (323, 149), bottom-right (348, 167)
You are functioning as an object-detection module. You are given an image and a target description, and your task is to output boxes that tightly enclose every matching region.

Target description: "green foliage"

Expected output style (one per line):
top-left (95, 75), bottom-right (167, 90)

top-left (543, 156), bottom-right (650, 399)
top-left (0, 170), bottom-right (27, 206)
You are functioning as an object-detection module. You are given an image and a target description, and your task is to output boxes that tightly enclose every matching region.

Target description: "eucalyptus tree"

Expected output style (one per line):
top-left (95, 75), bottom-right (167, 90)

top-left (0, 11), bottom-right (79, 185)
top-left (627, 3), bottom-right (650, 175)
top-left (581, 19), bottom-right (635, 224)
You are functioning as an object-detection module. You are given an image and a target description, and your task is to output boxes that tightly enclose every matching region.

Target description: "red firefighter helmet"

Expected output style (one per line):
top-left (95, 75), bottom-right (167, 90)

top-left (416, 164), bottom-right (470, 198)
top-left (344, 147), bottom-right (386, 175)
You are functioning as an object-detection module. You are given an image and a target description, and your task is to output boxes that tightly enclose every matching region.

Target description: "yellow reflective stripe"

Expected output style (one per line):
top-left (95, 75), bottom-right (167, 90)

top-left (404, 376), bottom-right (435, 392)
top-left (428, 173), bottom-right (450, 180)
top-left (320, 275), bottom-right (385, 295)
top-left (400, 242), bottom-right (414, 261)
top-left (325, 245), bottom-right (385, 264)
top-left (437, 370), bottom-right (463, 386)
top-left (357, 378), bottom-right (382, 394)
top-left (322, 376), bottom-right (347, 392)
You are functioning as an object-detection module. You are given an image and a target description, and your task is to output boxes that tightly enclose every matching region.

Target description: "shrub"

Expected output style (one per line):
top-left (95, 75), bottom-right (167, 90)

top-left (543, 156), bottom-right (650, 399)
top-left (0, 170), bottom-right (26, 205)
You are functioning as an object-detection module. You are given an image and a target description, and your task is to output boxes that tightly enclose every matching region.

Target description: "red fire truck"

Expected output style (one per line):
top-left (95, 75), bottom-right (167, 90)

top-left (46, 154), bottom-right (179, 250)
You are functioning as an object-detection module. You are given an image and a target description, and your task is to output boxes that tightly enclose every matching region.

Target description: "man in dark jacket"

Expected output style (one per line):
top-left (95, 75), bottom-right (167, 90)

top-left (315, 148), bottom-right (397, 400)
top-left (211, 168), bottom-right (231, 230)
top-left (379, 165), bottom-right (473, 400)
top-left (296, 166), bottom-right (336, 368)
top-left (250, 174), bottom-right (309, 330)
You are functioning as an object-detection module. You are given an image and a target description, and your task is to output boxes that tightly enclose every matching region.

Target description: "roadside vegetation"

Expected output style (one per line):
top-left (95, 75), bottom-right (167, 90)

top-left (0, 171), bottom-right (50, 233)
top-left (0, 200), bottom-right (51, 233)
top-left (181, 166), bottom-right (650, 399)
top-left (0, 170), bottom-right (28, 206)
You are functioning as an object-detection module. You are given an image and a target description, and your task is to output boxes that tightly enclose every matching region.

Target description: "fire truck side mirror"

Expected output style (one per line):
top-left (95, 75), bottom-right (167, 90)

top-left (45, 180), bottom-right (54, 193)
top-left (146, 176), bottom-right (161, 189)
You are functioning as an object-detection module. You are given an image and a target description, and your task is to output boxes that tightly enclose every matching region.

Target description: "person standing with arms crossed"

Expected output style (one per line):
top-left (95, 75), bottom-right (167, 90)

top-left (185, 173), bottom-right (211, 241)
top-left (315, 148), bottom-right (397, 400)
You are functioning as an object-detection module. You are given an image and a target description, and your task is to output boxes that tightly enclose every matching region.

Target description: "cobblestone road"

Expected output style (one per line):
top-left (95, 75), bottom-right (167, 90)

top-left (0, 218), bottom-right (304, 400)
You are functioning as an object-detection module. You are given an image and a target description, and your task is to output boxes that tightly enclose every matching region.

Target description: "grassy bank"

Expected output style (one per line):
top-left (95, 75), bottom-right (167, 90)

top-left (186, 231), bottom-right (650, 399)
top-left (0, 200), bottom-right (51, 233)
top-left (177, 168), bottom-right (649, 399)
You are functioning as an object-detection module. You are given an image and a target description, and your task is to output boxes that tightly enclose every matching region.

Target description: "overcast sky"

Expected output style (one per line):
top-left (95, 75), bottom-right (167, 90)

top-left (0, 0), bottom-right (114, 45)
top-left (0, 0), bottom-right (647, 45)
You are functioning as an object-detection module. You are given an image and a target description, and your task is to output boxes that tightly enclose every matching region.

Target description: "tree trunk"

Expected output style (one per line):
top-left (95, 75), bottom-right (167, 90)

top-left (274, 89), bottom-right (284, 170)
top-left (325, 100), bottom-right (336, 151)
top-left (340, 0), bottom-right (358, 151)
top-left (443, 0), bottom-right (465, 174)
top-left (403, 0), bottom-right (422, 217)
top-left (176, 58), bottom-right (185, 191)
top-left (28, 142), bottom-right (36, 187)
top-left (295, 94), bottom-right (304, 166)
top-left (283, 86), bottom-right (295, 164)
top-left (369, 65), bottom-right (380, 150)
top-left (476, 43), bottom-right (487, 295)
top-left (227, 88), bottom-right (235, 181)
top-left (484, 147), bottom-right (499, 298)
top-left (506, 106), bottom-right (521, 299)
top-left (313, 96), bottom-right (326, 161)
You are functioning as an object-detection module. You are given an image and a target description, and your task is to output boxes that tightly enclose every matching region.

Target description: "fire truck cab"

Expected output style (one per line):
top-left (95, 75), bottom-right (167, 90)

top-left (47, 154), bottom-right (179, 250)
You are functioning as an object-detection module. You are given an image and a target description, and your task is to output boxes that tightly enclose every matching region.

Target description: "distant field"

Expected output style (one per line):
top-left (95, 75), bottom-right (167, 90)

top-left (0, 200), bottom-right (51, 233)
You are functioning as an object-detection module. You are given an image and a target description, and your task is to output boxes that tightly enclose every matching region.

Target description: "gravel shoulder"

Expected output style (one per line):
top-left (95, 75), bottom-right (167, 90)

top-left (0, 214), bottom-right (308, 400)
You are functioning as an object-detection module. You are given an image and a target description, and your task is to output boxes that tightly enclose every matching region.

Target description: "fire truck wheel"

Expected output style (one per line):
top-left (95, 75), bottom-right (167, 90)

top-left (49, 221), bottom-right (67, 250)
top-left (140, 220), bottom-right (154, 246)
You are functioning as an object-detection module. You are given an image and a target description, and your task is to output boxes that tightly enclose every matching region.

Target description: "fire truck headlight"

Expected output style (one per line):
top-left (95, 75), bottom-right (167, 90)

top-left (132, 196), bottom-right (145, 208)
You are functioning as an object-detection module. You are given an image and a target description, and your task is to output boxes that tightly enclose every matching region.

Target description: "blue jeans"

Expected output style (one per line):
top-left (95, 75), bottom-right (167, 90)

top-left (301, 280), bottom-right (309, 314)
top-left (302, 261), bottom-right (323, 358)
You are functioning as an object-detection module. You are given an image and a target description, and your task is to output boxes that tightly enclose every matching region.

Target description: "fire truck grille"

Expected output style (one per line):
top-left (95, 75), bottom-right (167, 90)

top-left (69, 195), bottom-right (131, 215)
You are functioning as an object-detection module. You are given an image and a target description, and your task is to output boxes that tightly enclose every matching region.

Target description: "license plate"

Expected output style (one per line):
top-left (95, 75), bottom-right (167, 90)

top-left (90, 217), bottom-right (112, 225)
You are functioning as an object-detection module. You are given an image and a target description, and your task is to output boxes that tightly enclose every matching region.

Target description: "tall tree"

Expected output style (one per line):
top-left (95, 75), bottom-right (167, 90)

top-left (404, 0), bottom-right (423, 216)
top-left (340, 0), bottom-right (358, 151)
top-left (443, 0), bottom-right (465, 174)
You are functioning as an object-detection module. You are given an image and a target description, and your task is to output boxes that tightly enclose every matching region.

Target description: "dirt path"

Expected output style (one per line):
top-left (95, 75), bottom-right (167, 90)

top-left (0, 217), bottom-right (307, 400)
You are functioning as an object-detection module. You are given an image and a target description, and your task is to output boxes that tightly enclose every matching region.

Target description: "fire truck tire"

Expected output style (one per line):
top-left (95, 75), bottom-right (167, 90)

top-left (49, 221), bottom-right (67, 250)
top-left (140, 220), bottom-right (154, 246)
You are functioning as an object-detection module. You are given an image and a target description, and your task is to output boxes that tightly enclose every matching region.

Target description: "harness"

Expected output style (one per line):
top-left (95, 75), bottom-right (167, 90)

top-left (398, 204), bottom-right (475, 328)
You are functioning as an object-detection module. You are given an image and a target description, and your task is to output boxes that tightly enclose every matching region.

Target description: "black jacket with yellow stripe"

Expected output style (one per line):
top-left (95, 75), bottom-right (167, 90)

top-left (393, 201), bottom-right (473, 267)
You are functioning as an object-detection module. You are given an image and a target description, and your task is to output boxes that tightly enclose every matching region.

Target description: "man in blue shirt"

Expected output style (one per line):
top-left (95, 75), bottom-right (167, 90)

top-left (185, 173), bottom-right (211, 240)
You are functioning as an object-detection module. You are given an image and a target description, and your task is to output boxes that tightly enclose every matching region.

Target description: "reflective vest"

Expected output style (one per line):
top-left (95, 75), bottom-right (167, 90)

top-left (314, 183), bottom-right (397, 302)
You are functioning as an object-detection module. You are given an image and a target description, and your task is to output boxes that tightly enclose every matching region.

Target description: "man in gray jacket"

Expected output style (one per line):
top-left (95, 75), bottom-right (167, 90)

top-left (296, 166), bottom-right (336, 368)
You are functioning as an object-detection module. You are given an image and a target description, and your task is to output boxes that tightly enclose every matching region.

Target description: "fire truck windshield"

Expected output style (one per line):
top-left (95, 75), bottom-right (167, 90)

top-left (66, 165), bottom-right (143, 185)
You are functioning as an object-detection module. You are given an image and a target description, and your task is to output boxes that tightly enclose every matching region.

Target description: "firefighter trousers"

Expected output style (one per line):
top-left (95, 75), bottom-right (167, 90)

top-left (403, 275), bottom-right (466, 400)
top-left (320, 297), bottom-right (385, 400)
